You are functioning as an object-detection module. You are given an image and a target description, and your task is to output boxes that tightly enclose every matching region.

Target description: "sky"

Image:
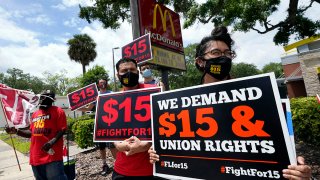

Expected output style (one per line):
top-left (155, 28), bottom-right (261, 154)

top-left (0, 0), bottom-right (319, 80)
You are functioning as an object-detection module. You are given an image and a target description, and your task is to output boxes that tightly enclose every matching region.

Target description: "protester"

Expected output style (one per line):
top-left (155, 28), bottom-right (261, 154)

top-left (77, 78), bottom-right (117, 176)
top-left (112, 57), bottom-right (160, 179)
top-left (148, 26), bottom-right (313, 180)
top-left (139, 63), bottom-right (165, 91)
top-left (5, 90), bottom-right (68, 180)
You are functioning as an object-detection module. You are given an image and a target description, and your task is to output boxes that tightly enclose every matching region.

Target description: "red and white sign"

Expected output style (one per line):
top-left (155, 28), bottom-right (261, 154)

top-left (0, 84), bottom-right (39, 128)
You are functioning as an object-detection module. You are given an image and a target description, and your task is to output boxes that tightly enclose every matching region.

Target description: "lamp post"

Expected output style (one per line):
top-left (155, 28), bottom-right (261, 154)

top-left (112, 47), bottom-right (120, 91)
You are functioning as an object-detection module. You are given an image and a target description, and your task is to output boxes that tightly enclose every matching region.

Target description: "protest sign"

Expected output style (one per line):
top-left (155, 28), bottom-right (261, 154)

top-left (122, 33), bottom-right (153, 64)
top-left (67, 83), bottom-right (98, 111)
top-left (94, 87), bottom-right (161, 142)
top-left (151, 73), bottom-right (295, 180)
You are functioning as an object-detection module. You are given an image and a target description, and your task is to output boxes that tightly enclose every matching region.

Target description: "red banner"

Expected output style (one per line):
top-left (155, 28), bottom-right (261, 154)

top-left (0, 83), bottom-right (39, 128)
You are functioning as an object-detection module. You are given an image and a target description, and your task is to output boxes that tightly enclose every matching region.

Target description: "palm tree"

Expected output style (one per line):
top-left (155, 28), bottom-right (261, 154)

top-left (67, 34), bottom-right (97, 75)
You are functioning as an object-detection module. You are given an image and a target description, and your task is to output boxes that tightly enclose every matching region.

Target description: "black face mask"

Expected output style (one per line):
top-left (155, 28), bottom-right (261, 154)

top-left (39, 95), bottom-right (54, 110)
top-left (204, 56), bottom-right (232, 80)
top-left (119, 71), bottom-right (139, 87)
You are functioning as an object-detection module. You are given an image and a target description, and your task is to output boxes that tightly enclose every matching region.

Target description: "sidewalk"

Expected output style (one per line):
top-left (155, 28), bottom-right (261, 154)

top-left (0, 138), bottom-right (91, 180)
top-left (0, 139), bottom-right (33, 180)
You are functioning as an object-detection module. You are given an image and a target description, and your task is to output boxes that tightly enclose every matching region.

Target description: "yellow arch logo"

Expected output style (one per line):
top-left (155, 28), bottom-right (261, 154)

top-left (153, 4), bottom-right (176, 37)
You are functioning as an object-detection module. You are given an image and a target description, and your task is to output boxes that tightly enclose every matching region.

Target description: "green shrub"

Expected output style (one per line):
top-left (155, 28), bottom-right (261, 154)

top-left (72, 119), bottom-right (95, 149)
top-left (291, 97), bottom-right (320, 147)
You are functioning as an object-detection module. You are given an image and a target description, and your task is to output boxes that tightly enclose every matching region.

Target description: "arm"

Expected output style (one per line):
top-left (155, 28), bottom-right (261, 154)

top-left (282, 156), bottom-right (312, 180)
top-left (126, 136), bottom-right (152, 156)
top-left (158, 81), bottom-right (166, 91)
top-left (114, 141), bottom-right (130, 152)
top-left (42, 129), bottom-right (66, 152)
top-left (5, 126), bottom-right (31, 138)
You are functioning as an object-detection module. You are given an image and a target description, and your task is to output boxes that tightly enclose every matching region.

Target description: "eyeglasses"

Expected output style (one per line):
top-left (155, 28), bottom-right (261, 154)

top-left (202, 49), bottom-right (236, 59)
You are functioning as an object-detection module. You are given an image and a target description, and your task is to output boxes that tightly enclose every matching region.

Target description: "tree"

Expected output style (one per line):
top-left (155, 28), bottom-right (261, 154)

top-left (67, 34), bottom-right (97, 75)
top-left (262, 62), bottom-right (283, 78)
top-left (230, 62), bottom-right (261, 78)
top-left (43, 70), bottom-right (78, 96)
top-left (80, 65), bottom-right (111, 89)
top-left (78, 0), bottom-right (320, 45)
top-left (167, 43), bottom-right (202, 89)
top-left (1, 68), bottom-right (46, 93)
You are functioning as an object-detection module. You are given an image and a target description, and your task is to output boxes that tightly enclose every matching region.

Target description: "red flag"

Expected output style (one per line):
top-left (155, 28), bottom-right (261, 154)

top-left (317, 94), bottom-right (320, 104)
top-left (0, 83), bottom-right (39, 128)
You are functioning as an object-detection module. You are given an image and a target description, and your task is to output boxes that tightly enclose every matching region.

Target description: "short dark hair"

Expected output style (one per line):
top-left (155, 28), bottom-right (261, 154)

top-left (116, 58), bottom-right (137, 72)
top-left (138, 62), bottom-right (150, 70)
top-left (98, 78), bottom-right (108, 84)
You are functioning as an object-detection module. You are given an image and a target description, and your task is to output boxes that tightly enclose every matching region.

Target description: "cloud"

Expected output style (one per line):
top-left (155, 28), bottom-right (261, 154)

top-left (77, 22), bottom-right (132, 78)
top-left (26, 14), bottom-right (54, 26)
top-left (52, 0), bottom-right (95, 10)
top-left (0, 10), bottom-right (40, 46)
top-left (0, 43), bottom-right (82, 78)
top-left (64, 17), bottom-right (80, 27)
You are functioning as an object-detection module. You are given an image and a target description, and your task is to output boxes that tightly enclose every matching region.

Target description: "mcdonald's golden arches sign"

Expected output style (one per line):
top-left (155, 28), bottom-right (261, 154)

top-left (138, 0), bottom-right (183, 53)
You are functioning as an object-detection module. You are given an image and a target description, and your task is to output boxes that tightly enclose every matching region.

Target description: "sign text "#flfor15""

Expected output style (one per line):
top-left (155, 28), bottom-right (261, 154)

top-left (102, 96), bottom-right (150, 126)
top-left (72, 87), bottom-right (95, 104)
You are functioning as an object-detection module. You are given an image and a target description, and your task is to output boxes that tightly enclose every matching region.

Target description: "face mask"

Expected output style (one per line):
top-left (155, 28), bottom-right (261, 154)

top-left (119, 71), bottom-right (139, 87)
top-left (142, 69), bottom-right (152, 78)
top-left (204, 56), bottom-right (232, 80)
top-left (39, 95), bottom-right (54, 109)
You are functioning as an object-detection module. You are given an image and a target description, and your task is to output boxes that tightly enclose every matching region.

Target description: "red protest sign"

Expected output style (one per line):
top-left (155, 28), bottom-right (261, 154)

top-left (67, 83), bottom-right (98, 111)
top-left (121, 34), bottom-right (153, 64)
top-left (151, 73), bottom-right (295, 180)
top-left (94, 87), bottom-right (161, 142)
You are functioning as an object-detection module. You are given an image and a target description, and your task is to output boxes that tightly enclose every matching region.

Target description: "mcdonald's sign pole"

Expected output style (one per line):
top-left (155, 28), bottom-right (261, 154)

top-left (130, 0), bottom-right (170, 90)
top-left (130, 0), bottom-right (140, 39)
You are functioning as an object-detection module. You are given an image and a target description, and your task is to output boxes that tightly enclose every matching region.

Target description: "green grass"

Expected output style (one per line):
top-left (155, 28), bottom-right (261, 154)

top-left (0, 133), bottom-right (30, 154)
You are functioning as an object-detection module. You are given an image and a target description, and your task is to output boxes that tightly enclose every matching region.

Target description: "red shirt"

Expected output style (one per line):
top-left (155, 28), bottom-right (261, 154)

top-left (29, 106), bottom-right (67, 166)
top-left (114, 83), bottom-right (156, 176)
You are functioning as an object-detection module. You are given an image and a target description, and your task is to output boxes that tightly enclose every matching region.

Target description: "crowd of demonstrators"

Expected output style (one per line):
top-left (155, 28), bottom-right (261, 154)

top-left (77, 78), bottom-right (117, 176)
top-left (148, 26), bottom-right (313, 180)
top-left (139, 63), bottom-right (166, 91)
top-left (5, 90), bottom-right (68, 180)
top-left (2, 25), bottom-right (314, 180)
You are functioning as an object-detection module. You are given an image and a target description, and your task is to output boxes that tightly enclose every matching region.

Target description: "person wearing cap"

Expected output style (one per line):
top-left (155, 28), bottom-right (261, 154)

top-left (5, 90), bottom-right (68, 180)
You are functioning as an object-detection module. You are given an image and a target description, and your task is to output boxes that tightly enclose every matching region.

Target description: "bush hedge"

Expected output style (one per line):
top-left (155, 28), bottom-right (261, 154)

top-left (290, 96), bottom-right (320, 147)
top-left (71, 118), bottom-right (95, 149)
